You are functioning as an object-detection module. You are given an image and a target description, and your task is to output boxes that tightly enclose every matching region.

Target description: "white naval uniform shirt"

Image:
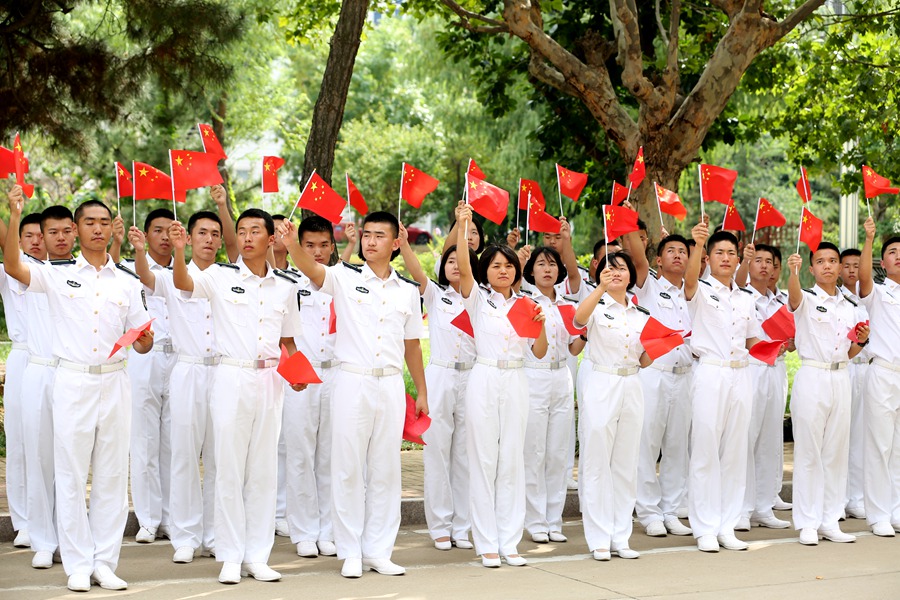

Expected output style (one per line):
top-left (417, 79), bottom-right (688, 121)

top-left (860, 277), bottom-right (900, 363)
top-left (841, 284), bottom-right (870, 361)
top-left (422, 280), bottom-right (475, 364)
top-left (634, 275), bottom-right (691, 368)
top-left (0, 256), bottom-right (32, 344)
top-left (26, 254), bottom-right (149, 364)
top-left (317, 262), bottom-right (424, 369)
top-left (462, 286), bottom-right (532, 361)
top-left (189, 257), bottom-right (299, 361)
top-left (24, 258), bottom-right (54, 358)
top-left (525, 288), bottom-right (576, 365)
top-left (124, 258), bottom-right (172, 345)
top-left (790, 285), bottom-right (854, 362)
top-left (286, 267), bottom-right (335, 364)
top-left (747, 284), bottom-right (783, 340)
top-left (687, 277), bottom-right (760, 361)
top-left (584, 293), bottom-right (649, 367)
top-left (153, 262), bottom-right (216, 358)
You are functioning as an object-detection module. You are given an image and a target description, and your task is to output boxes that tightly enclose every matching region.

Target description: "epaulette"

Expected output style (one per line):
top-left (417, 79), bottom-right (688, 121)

top-left (397, 272), bottom-right (421, 288)
top-left (342, 260), bottom-right (362, 272)
top-left (24, 252), bottom-right (44, 264)
top-left (216, 262), bottom-right (239, 269)
top-left (698, 279), bottom-right (711, 286)
top-left (479, 284), bottom-right (492, 293)
top-left (274, 269), bottom-right (299, 283)
top-left (842, 294), bottom-right (858, 307)
top-left (115, 262), bottom-right (140, 279)
top-left (649, 267), bottom-right (658, 278)
top-left (520, 288), bottom-right (533, 296)
top-left (634, 304), bottom-right (650, 315)
top-left (739, 287), bottom-right (754, 295)
top-left (50, 258), bottom-right (76, 266)
top-left (430, 278), bottom-right (447, 291)
top-left (584, 279), bottom-right (597, 289)
top-left (562, 296), bottom-right (578, 304)
top-left (802, 287), bottom-right (816, 296)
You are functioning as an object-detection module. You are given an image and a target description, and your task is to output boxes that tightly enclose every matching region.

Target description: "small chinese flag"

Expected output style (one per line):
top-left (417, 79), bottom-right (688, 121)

top-left (699, 163), bottom-right (737, 204)
top-left (400, 163), bottom-right (439, 208)
top-left (346, 174), bottom-right (368, 215)
top-left (466, 174), bottom-right (509, 225)
top-left (603, 204), bottom-right (640, 242)
top-left (629, 147), bottom-right (646, 188)
top-left (557, 304), bottom-right (586, 336)
top-left (654, 183), bottom-right (687, 221)
top-left (12, 134), bottom-right (34, 198)
top-left (749, 339), bottom-right (786, 366)
top-left (722, 202), bottom-right (746, 232)
top-left (762, 305), bottom-right (795, 340)
top-left (262, 156), bottom-right (285, 193)
top-left (403, 393), bottom-right (431, 445)
top-left (847, 320), bottom-right (869, 343)
top-left (328, 299), bottom-right (337, 334)
top-left (170, 150), bottom-right (224, 196)
top-left (862, 165), bottom-right (899, 199)
top-left (450, 309), bottom-right (474, 337)
top-left (639, 316), bottom-right (685, 360)
top-left (115, 162), bottom-right (133, 198)
top-left (518, 179), bottom-right (545, 210)
top-left (556, 164), bottom-right (588, 202)
top-left (527, 200), bottom-right (561, 234)
top-left (109, 318), bottom-right (154, 359)
top-left (277, 343), bottom-right (323, 385)
top-left (0, 145), bottom-right (15, 176)
top-left (755, 198), bottom-right (786, 230)
top-left (133, 161), bottom-right (178, 202)
top-left (297, 172), bottom-right (345, 224)
top-left (468, 159), bottom-right (486, 180)
top-left (799, 206), bottom-right (823, 253)
top-left (796, 166), bottom-right (811, 204)
top-left (197, 123), bottom-right (227, 160)
top-left (612, 181), bottom-right (629, 205)
top-left (507, 296), bottom-right (543, 339)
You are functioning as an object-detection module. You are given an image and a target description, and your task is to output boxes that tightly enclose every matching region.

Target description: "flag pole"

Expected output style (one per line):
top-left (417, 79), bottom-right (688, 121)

top-left (698, 164), bottom-right (705, 221)
top-left (516, 179), bottom-right (522, 234)
top-left (751, 198), bottom-right (761, 244)
top-left (625, 181), bottom-right (633, 204)
top-left (603, 206), bottom-right (609, 267)
top-left (525, 189), bottom-right (532, 249)
top-left (345, 172), bottom-right (351, 212)
top-left (114, 163), bottom-right (121, 216)
top-left (801, 165), bottom-right (811, 206)
top-left (463, 173), bottom-right (471, 247)
top-left (653, 182), bottom-right (664, 230)
top-left (289, 169), bottom-right (316, 222)
top-left (168, 150), bottom-right (177, 221)
top-left (795, 206), bottom-right (804, 275)
top-left (132, 161), bottom-right (137, 228)
top-left (398, 163), bottom-right (405, 223)
top-left (556, 164), bottom-right (564, 217)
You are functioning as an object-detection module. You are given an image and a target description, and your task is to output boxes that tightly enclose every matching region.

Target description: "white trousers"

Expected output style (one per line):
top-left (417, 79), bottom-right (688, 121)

top-left (21, 362), bottom-right (57, 553)
top-left (330, 371), bottom-right (404, 560)
top-left (743, 361), bottom-right (788, 519)
top-left (54, 370), bottom-right (131, 576)
top-left (688, 363), bottom-right (751, 538)
top-left (791, 366), bottom-right (850, 530)
top-left (211, 364), bottom-right (283, 564)
top-left (635, 367), bottom-right (691, 526)
top-left (466, 364), bottom-right (528, 556)
top-left (4, 347), bottom-right (28, 531)
top-left (283, 366), bottom-right (336, 544)
top-left (575, 357), bottom-right (593, 508)
top-left (276, 433), bottom-right (286, 521)
top-left (524, 366), bottom-right (574, 535)
top-left (128, 349), bottom-right (176, 531)
top-left (863, 362), bottom-right (900, 525)
top-left (565, 355), bottom-right (579, 478)
top-left (846, 362), bottom-right (868, 510)
top-left (580, 370), bottom-right (643, 551)
top-left (168, 361), bottom-right (216, 551)
top-left (422, 364), bottom-right (471, 542)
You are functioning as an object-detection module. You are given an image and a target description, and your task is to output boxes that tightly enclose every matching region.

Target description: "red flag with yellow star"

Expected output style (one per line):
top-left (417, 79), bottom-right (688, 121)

top-left (654, 183), bottom-right (687, 220)
top-left (400, 163), bottom-right (439, 208)
top-left (603, 205), bottom-right (640, 241)
top-left (722, 202), bottom-right (746, 232)
top-left (12, 134), bottom-right (34, 198)
top-left (0, 145), bottom-right (15, 176)
top-left (170, 150), bottom-right (224, 196)
top-left (862, 165), bottom-right (899, 199)
top-left (556, 164), bottom-right (588, 202)
top-left (795, 166), bottom-right (811, 204)
top-left (133, 161), bottom-right (180, 202)
top-left (197, 123), bottom-right (227, 160)
top-left (297, 172), bottom-right (345, 224)
top-left (754, 198), bottom-right (785, 230)
top-left (527, 201), bottom-right (561, 234)
top-left (799, 206), bottom-right (823, 253)
top-left (467, 174), bottom-right (509, 225)
top-left (262, 156), bottom-right (285, 193)
top-left (115, 162), bottom-right (133, 198)
top-left (699, 163), bottom-right (737, 204)
top-left (518, 179), bottom-right (545, 210)
top-left (468, 159), bottom-right (486, 180)
top-left (612, 181), bottom-right (629, 205)
top-left (346, 174), bottom-right (368, 215)
top-left (629, 147), bottom-right (645, 188)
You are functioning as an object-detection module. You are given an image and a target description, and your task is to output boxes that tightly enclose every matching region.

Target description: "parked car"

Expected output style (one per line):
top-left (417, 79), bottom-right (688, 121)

top-left (334, 222), bottom-right (432, 245)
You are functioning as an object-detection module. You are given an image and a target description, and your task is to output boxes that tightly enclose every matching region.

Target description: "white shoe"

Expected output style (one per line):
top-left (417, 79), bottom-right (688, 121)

top-left (135, 526), bottom-right (156, 543)
top-left (501, 554), bottom-right (528, 566)
top-left (173, 546), bottom-right (195, 563)
top-left (697, 535), bottom-right (719, 553)
top-left (434, 539), bottom-right (452, 551)
top-left (549, 531), bottom-right (567, 543)
top-left (201, 546), bottom-right (216, 558)
top-left (67, 573), bottom-right (91, 592)
top-left (91, 565), bottom-right (127, 590)
top-left (717, 534), bottom-right (748, 551)
top-left (156, 526), bottom-right (171, 540)
top-left (32, 551), bottom-right (53, 569)
top-left (751, 516), bottom-right (791, 529)
top-left (218, 562), bottom-right (242, 584)
top-left (297, 541), bottom-right (319, 557)
top-left (799, 528), bottom-right (819, 545)
top-left (567, 477), bottom-right (579, 490)
top-left (613, 547), bottom-right (640, 559)
top-left (773, 497), bottom-right (793, 511)
top-left (317, 541), bottom-right (337, 556)
top-left (872, 521), bottom-right (896, 537)
top-left (819, 528), bottom-right (855, 543)
top-left (362, 558), bottom-right (406, 575)
top-left (481, 555), bottom-right (501, 568)
top-left (893, 522), bottom-right (900, 534)
top-left (645, 521), bottom-right (667, 537)
top-left (845, 506), bottom-right (866, 519)
top-left (592, 549), bottom-right (611, 561)
top-left (242, 562), bottom-right (281, 581)
top-left (664, 518), bottom-right (693, 536)
top-left (341, 557), bottom-right (362, 578)
top-left (274, 519), bottom-right (290, 537)
top-left (452, 538), bottom-right (474, 550)
top-left (735, 517), bottom-right (751, 531)
top-left (531, 532), bottom-right (549, 543)
top-left (676, 506), bottom-right (689, 519)
top-left (13, 529), bottom-right (30, 548)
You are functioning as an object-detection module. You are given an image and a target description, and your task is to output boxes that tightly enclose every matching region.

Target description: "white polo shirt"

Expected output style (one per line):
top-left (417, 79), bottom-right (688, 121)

top-left (860, 277), bottom-right (900, 363)
top-left (634, 275), bottom-right (691, 368)
top-left (790, 284), bottom-right (855, 362)
top-left (525, 287), bottom-right (577, 365)
top-left (688, 277), bottom-right (760, 361)
top-left (153, 262), bottom-right (216, 358)
top-left (422, 280), bottom-right (475, 365)
top-left (462, 286), bottom-right (531, 361)
top-left (584, 293), bottom-right (649, 367)
top-left (285, 267), bottom-right (336, 364)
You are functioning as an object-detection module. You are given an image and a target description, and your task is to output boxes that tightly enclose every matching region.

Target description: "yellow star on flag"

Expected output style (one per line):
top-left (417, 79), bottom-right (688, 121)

top-left (264, 162), bottom-right (271, 171)
top-left (175, 156), bottom-right (184, 166)
top-left (311, 182), bottom-right (319, 192)
top-left (139, 168), bottom-right (149, 177)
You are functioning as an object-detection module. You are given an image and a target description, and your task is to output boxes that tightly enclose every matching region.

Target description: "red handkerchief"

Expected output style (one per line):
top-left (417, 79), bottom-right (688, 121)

top-left (507, 296), bottom-right (542, 339)
top-left (749, 339), bottom-right (786, 366)
top-left (847, 320), bottom-right (869, 343)
top-left (108, 318), bottom-right (154, 359)
top-left (450, 309), bottom-right (474, 337)
top-left (403, 393), bottom-right (431, 445)
top-left (328, 300), bottom-right (337, 334)
top-left (639, 316), bottom-right (685, 360)
top-left (277, 344), bottom-right (323, 385)
top-left (557, 304), bottom-right (586, 336)
top-left (762, 305), bottom-right (795, 341)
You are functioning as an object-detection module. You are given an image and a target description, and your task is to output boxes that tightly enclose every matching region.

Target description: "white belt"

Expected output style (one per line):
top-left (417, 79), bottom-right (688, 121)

top-left (524, 360), bottom-right (567, 370)
top-left (11, 342), bottom-right (28, 351)
top-left (340, 364), bottom-right (401, 377)
top-left (699, 358), bottom-right (748, 369)
top-left (649, 363), bottom-right (691, 374)
top-left (431, 358), bottom-right (474, 371)
top-left (178, 354), bottom-right (221, 366)
top-left (57, 359), bottom-right (126, 375)
top-left (593, 364), bottom-right (639, 376)
top-left (851, 356), bottom-right (871, 366)
top-left (749, 357), bottom-right (776, 368)
top-left (310, 359), bottom-right (338, 369)
top-left (872, 357), bottom-right (900, 372)
top-left (28, 356), bottom-right (58, 367)
top-left (801, 359), bottom-right (848, 371)
top-left (220, 357), bottom-right (278, 369)
top-left (152, 341), bottom-right (175, 354)
top-left (476, 357), bottom-right (524, 369)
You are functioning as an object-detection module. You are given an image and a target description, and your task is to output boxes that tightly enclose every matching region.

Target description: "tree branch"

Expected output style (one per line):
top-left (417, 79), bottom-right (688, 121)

top-left (528, 53), bottom-right (579, 97)
top-left (708, 0), bottom-right (742, 18)
top-left (609, 0), bottom-right (657, 102)
top-left (655, 0), bottom-right (668, 46)
top-left (777, 0), bottom-right (827, 37)
top-left (663, 0), bottom-right (681, 89)
top-left (439, 0), bottom-right (509, 34)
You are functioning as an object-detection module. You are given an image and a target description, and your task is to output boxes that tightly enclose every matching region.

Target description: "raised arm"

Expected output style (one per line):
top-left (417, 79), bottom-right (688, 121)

top-left (456, 202), bottom-right (476, 298)
top-left (0, 212), bottom-right (7, 252)
top-left (786, 253), bottom-right (803, 311)
top-left (277, 220), bottom-right (326, 288)
top-left (574, 267), bottom-right (610, 328)
top-left (169, 221), bottom-right (194, 293)
top-left (621, 229), bottom-right (650, 287)
top-left (3, 185), bottom-right (31, 286)
top-left (684, 219), bottom-right (710, 301)
top-left (734, 243), bottom-right (754, 287)
top-left (398, 222), bottom-right (427, 293)
top-left (127, 226), bottom-right (156, 290)
top-left (558, 217), bottom-right (582, 294)
top-left (109, 214), bottom-right (125, 263)
top-left (859, 216), bottom-right (876, 298)
top-left (211, 185), bottom-right (239, 263)
top-left (340, 223), bottom-right (358, 263)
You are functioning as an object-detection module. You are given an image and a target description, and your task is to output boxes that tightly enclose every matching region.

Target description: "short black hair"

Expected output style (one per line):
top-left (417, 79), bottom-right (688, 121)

top-left (714, 222), bottom-right (744, 243)
top-left (809, 241), bottom-right (840, 262)
top-left (593, 239), bottom-right (621, 260)
top-left (476, 244), bottom-right (521, 287)
top-left (144, 208), bottom-right (175, 232)
top-left (271, 214), bottom-right (287, 221)
top-left (637, 219), bottom-right (648, 233)
top-left (73, 199), bottom-right (112, 223)
top-left (438, 244), bottom-right (479, 287)
top-left (187, 211), bottom-right (222, 235)
top-left (357, 211), bottom-right (401, 261)
top-left (596, 250), bottom-right (638, 291)
top-left (236, 208), bottom-right (274, 235)
top-left (450, 216), bottom-right (486, 253)
top-left (656, 234), bottom-right (689, 256)
top-left (20, 212), bottom-right (43, 235)
top-left (840, 248), bottom-right (862, 260)
top-left (881, 237), bottom-right (900, 259)
top-left (707, 230), bottom-right (739, 253)
top-left (754, 243), bottom-right (777, 261)
top-left (523, 246), bottom-right (567, 286)
top-left (298, 215), bottom-right (335, 240)
top-left (40, 205), bottom-right (74, 232)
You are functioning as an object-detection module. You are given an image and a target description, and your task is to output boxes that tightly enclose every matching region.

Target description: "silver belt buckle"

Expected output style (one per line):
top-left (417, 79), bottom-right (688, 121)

top-left (204, 356), bottom-right (218, 366)
top-left (830, 362), bottom-right (840, 371)
top-left (88, 365), bottom-right (102, 375)
top-left (372, 367), bottom-right (385, 377)
top-left (254, 359), bottom-right (266, 369)
top-left (320, 360), bottom-right (334, 369)
top-left (496, 360), bottom-right (508, 369)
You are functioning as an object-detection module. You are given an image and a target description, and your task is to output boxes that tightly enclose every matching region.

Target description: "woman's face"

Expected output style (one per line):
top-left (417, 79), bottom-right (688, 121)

top-left (466, 222), bottom-right (480, 250)
top-left (606, 259), bottom-right (631, 293)
top-left (486, 252), bottom-right (516, 289)
top-left (532, 252), bottom-right (559, 289)
top-left (443, 251), bottom-right (460, 284)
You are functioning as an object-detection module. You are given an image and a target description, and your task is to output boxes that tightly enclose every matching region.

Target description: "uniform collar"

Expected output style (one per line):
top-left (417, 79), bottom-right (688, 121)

top-left (882, 277), bottom-right (900, 293)
top-left (236, 256), bottom-right (274, 281)
top-left (74, 253), bottom-right (116, 273)
top-left (746, 283), bottom-right (772, 301)
top-left (657, 275), bottom-right (684, 294)
top-left (811, 283), bottom-right (842, 302)
top-left (704, 276), bottom-right (734, 294)
top-left (360, 262), bottom-right (399, 285)
top-left (484, 286), bottom-right (517, 305)
top-left (600, 292), bottom-right (632, 312)
top-left (530, 286), bottom-right (560, 305)
top-left (840, 284), bottom-right (859, 301)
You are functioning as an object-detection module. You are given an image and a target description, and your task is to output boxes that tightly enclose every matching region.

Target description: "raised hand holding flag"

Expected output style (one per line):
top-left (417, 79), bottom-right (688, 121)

top-left (12, 134), bottom-right (34, 198)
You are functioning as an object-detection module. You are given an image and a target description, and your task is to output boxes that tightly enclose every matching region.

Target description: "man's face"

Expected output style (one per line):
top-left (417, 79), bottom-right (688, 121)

top-left (75, 206), bottom-right (113, 253)
top-left (542, 232), bottom-right (563, 253)
top-left (881, 242), bottom-right (900, 278)
top-left (707, 240), bottom-right (739, 278)
top-left (42, 217), bottom-right (76, 259)
top-left (749, 250), bottom-right (774, 287)
top-left (237, 217), bottom-right (273, 260)
top-left (809, 249), bottom-right (840, 286)
top-left (301, 231), bottom-right (334, 265)
top-left (841, 255), bottom-right (860, 287)
top-left (145, 217), bottom-right (174, 258)
top-left (20, 223), bottom-right (45, 258)
top-left (656, 241), bottom-right (688, 277)
top-left (188, 218), bottom-right (222, 262)
top-left (361, 221), bottom-right (399, 262)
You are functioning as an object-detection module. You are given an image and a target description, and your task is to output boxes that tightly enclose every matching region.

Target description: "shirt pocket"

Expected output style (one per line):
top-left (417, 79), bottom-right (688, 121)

top-left (101, 289), bottom-right (131, 329)
top-left (346, 288), bottom-right (373, 326)
top-left (222, 290), bottom-right (250, 325)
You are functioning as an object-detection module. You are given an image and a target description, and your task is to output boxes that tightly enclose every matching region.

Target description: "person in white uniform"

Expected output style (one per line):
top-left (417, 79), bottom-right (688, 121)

top-left (786, 241), bottom-right (865, 544)
top-left (5, 188), bottom-right (153, 592)
top-left (277, 211), bottom-right (428, 579)
top-left (170, 208), bottom-right (304, 584)
top-left (682, 222), bottom-right (762, 553)
top-left (455, 202), bottom-right (548, 568)
top-left (400, 234), bottom-right (478, 551)
top-left (768, 253), bottom-right (794, 512)
top-left (858, 217), bottom-right (900, 537)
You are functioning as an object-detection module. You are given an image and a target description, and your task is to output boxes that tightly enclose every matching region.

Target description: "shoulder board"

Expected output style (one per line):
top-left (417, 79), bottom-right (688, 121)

top-left (562, 296), bottom-right (578, 303)
top-left (698, 279), bottom-right (711, 286)
top-left (274, 269), bottom-right (299, 283)
top-left (397, 273), bottom-right (421, 287)
top-left (115, 262), bottom-right (140, 279)
top-left (165, 265), bottom-right (173, 270)
top-left (802, 287), bottom-right (816, 296)
top-left (216, 262), bottom-right (239, 269)
top-left (649, 267), bottom-right (658, 277)
top-left (584, 279), bottom-right (597, 289)
top-left (634, 304), bottom-right (650, 315)
top-left (479, 284), bottom-right (492, 293)
top-left (842, 294), bottom-right (858, 307)
top-left (739, 287), bottom-right (754, 295)
top-left (520, 288), bottom-right (533, 296)
top-left (24, 252), bottom-right (45, 264)
top-left (342, 261), bottom-right (362, 272)
top-left (50, 258), bottom-right (76, 266)
top-left (429, 278), bottom-right (447, 291)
